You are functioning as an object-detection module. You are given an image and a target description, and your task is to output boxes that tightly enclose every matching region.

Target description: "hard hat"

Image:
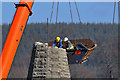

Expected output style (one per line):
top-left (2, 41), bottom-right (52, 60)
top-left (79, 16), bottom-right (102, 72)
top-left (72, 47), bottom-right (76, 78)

top-left (64, 37), bottom-right (68, 42)
top-left (56, 37), bottom-right (60, 42)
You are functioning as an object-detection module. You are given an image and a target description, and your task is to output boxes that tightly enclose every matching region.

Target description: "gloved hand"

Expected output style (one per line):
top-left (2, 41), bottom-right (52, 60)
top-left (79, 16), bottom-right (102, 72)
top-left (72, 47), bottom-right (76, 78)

top-left (66, 48), bottom-right (69, 50)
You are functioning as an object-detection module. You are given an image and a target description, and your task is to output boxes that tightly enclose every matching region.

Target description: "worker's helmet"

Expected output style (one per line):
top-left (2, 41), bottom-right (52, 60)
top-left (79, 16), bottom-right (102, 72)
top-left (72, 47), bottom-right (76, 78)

top-left (64, 37), bottom-right (68, 42)
top-left (56, 37), bottom-right (60, 42)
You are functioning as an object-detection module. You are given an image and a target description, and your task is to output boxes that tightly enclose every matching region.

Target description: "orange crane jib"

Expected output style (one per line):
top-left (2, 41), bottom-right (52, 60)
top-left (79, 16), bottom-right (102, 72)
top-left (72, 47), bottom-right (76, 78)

top-left (14, 3), bottom-right (33, 16)
top-left (0, 0), bottom-right (34, 79)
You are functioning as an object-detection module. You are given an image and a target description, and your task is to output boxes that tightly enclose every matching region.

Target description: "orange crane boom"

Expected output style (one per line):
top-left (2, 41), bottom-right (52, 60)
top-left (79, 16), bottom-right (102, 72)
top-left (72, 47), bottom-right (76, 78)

top-left (0, 0), bottom-right (34, 79)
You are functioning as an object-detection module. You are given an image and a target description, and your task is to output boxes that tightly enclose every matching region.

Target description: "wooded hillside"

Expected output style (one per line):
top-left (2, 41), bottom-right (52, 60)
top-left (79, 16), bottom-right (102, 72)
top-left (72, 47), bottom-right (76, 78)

top-left (2, 23), bottom-right (118, 78)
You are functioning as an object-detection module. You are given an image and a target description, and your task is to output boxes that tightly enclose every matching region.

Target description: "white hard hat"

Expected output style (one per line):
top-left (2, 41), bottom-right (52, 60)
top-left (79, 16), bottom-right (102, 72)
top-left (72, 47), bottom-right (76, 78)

top-left (64, 37), bottom-right (68, 42)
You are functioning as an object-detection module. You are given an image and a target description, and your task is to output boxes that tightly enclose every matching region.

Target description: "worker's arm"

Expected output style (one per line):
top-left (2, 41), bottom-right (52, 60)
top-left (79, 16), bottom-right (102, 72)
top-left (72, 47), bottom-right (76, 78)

top-left (68, 41), bottom-right (72, 48)
top-left (59, 40), bottom-right (63, 48)
top-left (52, 40), bottom-right (56, 47)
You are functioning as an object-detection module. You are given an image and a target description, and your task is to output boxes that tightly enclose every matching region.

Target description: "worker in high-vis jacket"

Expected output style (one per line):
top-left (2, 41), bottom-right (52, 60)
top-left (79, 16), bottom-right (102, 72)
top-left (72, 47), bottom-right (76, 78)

top-left (64, 37), bottom-right (74, 50)
top-left (53, 37), bottom-right (63, 48)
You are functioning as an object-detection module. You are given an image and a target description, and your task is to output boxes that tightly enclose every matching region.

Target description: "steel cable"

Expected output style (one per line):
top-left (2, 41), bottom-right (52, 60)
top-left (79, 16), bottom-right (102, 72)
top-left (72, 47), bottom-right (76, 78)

top-left (113, 0), bottom-right (116, 25)
top-left (56, 0), bottom-right (59, 24)
top-left (50, 0), bottom-right (54, 24)
top-left (69, 0), bottom-right (73, 23)
top-left (74, 0), bottom-right (81, 23)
